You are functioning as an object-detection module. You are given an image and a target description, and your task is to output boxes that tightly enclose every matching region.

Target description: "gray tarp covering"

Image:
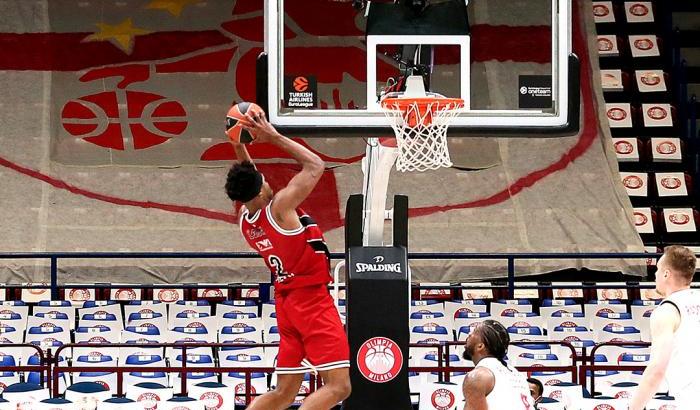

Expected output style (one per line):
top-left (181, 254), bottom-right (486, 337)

top-left (0, 0), bottom-right (644, 285)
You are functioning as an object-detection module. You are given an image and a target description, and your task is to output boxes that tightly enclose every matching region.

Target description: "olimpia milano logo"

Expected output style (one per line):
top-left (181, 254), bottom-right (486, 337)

top-left (357, 336), bottom-right (403, 383)
top-left (355, 256), bottom-right (402, 273)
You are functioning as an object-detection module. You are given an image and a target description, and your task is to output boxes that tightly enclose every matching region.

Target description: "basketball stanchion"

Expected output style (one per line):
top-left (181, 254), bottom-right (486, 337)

top-left (344, 194), bottom-right (412, 410)
top-left (343, 76), bottom-right (463, 409)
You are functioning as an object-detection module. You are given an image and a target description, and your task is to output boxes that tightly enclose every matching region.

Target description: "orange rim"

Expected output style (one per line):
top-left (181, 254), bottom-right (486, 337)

top-left (380, 97), bottom-right (464, 111)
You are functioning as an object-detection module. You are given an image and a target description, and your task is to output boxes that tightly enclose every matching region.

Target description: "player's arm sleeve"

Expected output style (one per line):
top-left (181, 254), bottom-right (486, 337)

top-left (628, 303), bottom-right (679, 410)
top-left (463, 367), bottom-right (495, 410)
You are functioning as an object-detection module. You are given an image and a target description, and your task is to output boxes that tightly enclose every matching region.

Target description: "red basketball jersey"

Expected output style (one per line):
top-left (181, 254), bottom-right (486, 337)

top-left (239, 202), bottom-right (331, 292)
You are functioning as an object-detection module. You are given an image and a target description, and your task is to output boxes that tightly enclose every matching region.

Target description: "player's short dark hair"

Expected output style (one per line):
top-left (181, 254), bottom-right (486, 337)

top-left (225, 161), bottom-right (263, 202)
top-left (480, 319), bottom-right (510, 365)
top-left (664, 245), bottom-right (697, 283)
top-left (527, 377), bottom-right (544, 397)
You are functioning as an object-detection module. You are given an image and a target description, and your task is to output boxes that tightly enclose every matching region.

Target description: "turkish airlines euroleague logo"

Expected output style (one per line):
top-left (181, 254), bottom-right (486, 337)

top-left (293, 76), bottom-right (309, 92)
top-left (357, 336), bottom-right (403, 383)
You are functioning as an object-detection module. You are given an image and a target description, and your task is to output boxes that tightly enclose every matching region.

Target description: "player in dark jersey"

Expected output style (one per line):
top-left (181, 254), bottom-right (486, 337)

top-left (225, 110), bottom-right (351, 410)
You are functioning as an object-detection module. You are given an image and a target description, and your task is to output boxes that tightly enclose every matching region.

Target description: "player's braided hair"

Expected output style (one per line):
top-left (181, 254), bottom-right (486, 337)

top-left (480, 319), bottom-right (510, 367)
top-left (225, 161), bottom-right (263, 203)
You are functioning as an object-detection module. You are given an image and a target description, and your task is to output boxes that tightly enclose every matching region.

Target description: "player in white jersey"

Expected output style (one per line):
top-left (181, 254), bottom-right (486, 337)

top-left (630, 245), bottom-right (699, 410)
top-left (462, 320), bottom-right (535, 410)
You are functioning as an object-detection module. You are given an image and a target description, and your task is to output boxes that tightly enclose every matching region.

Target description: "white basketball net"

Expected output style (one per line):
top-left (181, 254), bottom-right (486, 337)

top-left (381, 97), bottom-right (463, 172)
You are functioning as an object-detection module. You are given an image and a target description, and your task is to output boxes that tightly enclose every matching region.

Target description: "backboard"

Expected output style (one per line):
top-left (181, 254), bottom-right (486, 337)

top-left (261, 0), bottom-right (579, 135)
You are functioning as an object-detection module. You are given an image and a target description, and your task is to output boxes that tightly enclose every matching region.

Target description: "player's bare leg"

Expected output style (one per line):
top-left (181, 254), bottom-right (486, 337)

top-left (245, 373), bottom-right (304, 410)
top-left (299, 368), bottom-right (351, 410)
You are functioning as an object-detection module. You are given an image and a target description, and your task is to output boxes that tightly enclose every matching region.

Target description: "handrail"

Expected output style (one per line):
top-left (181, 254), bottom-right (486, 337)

top-left (0, 251), bottom-right (679, 300)
top-left (53, 342), bottom-right (282, 402)
top-left (50, 341), bottom-right (584, 403)
top-left (0, 344), bottom-right (49, 389)
top-left (587, 341), bottom-right (651, 394)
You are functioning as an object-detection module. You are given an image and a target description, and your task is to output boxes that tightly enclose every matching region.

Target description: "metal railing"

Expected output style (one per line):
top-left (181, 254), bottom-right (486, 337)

top-left (0, 344), bottom-right (50, 389)
top-left (0, 251), bottom-right (666, 300)
top-left (583, 340), bottom-right (651, 395)
top-left (0, 340), bottom-right (660, 403)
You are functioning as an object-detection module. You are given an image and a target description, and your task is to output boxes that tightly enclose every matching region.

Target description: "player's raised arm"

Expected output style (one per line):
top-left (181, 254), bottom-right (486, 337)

top-left (230, 137), bottom-right (253, 164)
top-left (463, 367), bottom-right (494, 410)
top-left (241, 111), bottom-right (324, 224)
top-left (628, 303), bottom-right (680, 410)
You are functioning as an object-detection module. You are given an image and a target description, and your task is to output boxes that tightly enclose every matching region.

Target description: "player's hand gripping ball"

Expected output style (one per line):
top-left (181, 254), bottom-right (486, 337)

top-left (225, 102), bottom-right (264, 144)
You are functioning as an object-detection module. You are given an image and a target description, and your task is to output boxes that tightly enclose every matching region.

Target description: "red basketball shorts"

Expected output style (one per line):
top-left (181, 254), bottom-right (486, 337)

top-left (275, 284), bottom-right (350, 374)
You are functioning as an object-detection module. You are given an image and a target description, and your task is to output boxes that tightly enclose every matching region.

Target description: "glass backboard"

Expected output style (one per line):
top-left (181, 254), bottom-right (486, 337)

top-left (262, 0), bottom-right (578, 135)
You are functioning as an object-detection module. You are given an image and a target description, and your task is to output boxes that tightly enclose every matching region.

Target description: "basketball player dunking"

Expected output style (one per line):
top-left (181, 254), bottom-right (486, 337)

top-left (630, 245), bottom-right (699, 410)
top-left (462, 320), bottom-right (535, 410)
top-left (225, 111), bottom-right (351, 409)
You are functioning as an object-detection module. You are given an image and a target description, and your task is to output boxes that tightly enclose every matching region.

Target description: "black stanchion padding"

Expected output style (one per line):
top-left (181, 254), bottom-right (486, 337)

top-left (343, 245), bottom-right (411, 410)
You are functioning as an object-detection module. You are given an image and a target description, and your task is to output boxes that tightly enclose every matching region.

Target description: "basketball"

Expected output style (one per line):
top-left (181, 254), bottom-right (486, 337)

top-left (225, 102), bottom-right (264, 144)
top-left (364, 344), bottom-right (395, 374)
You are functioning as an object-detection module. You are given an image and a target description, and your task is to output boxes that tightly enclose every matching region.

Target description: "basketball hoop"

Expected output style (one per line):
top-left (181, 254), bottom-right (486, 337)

top-left (380, 86), bottom-right (464, 172)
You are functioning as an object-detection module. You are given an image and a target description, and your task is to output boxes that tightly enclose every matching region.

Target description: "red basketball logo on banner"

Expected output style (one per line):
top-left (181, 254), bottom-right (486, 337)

top-left (62, 91), bottom-right (187, 150)
top-left (431, 388), bottom-right (456, 410)
top-left (357, 336), bottom-right (403, 383)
